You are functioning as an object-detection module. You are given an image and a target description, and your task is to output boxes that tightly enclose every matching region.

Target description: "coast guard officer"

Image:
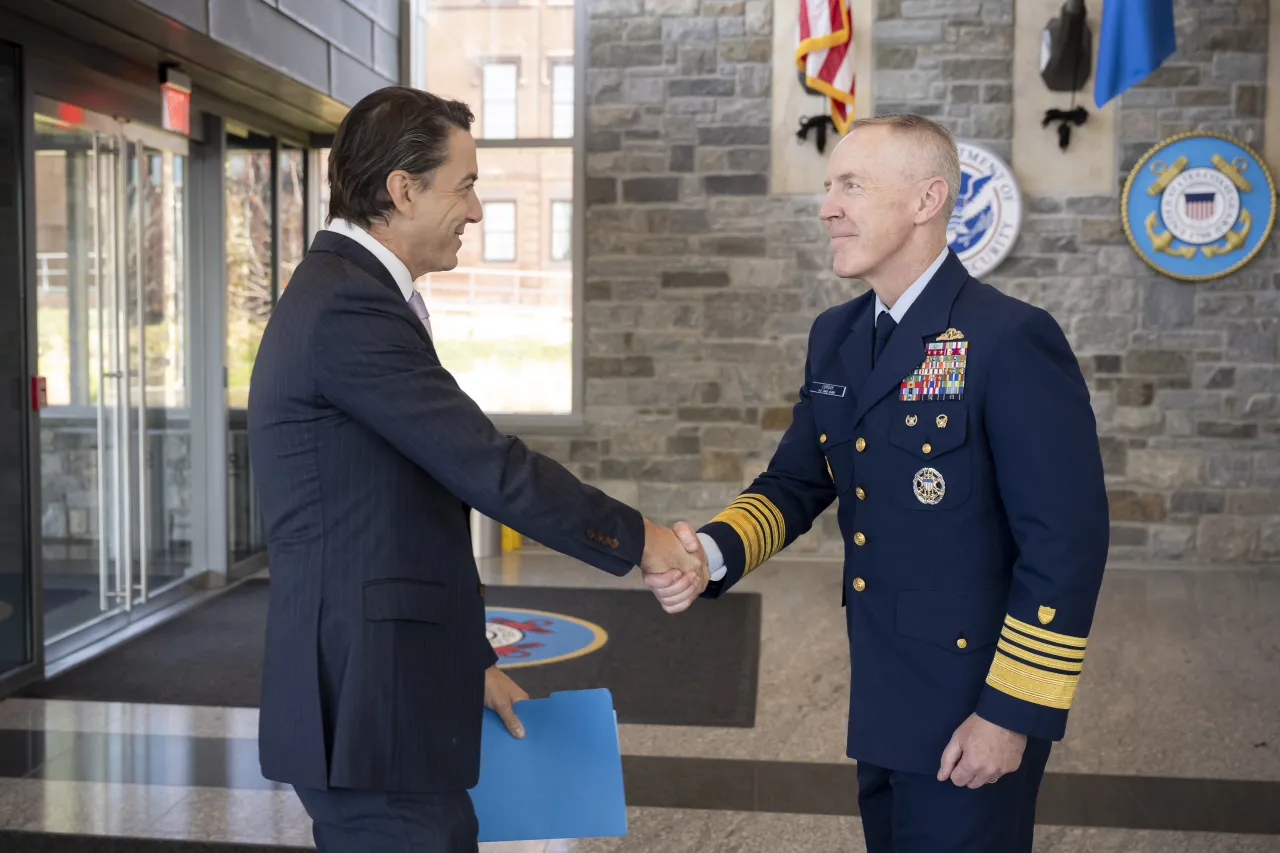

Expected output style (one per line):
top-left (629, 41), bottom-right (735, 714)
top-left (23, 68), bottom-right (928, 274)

top-left (658, 114), bottom-right (1110, 852)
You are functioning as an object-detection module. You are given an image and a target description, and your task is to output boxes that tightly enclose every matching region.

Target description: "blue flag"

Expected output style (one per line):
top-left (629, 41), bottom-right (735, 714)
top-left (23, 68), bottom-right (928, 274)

top-left (1093, 0), bottom-right (1177, 108)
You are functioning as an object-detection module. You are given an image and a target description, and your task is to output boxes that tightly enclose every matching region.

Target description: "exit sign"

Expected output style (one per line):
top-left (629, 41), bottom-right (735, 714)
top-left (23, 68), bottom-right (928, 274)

top-left (160, 66), bottom-right (191, 136)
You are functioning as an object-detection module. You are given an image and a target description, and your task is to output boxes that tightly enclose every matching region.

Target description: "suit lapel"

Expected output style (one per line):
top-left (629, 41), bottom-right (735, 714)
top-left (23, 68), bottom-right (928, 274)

top-left (308, 230), bottom-right (438, 351)
top-left (850, 251), bottom-right (970, 429)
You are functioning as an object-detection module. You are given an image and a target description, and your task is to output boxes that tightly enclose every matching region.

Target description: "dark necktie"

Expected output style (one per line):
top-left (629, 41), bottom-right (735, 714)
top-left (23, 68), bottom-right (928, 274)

top-left (873, 311), bottom-right (897, 366)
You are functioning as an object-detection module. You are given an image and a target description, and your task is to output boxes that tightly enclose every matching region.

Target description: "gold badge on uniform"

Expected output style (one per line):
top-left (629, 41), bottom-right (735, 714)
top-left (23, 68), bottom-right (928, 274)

top-left (936, 328), bottom-right (964, 341)
top-left (913, 467), bottom-right (945, 505)
top-left (1037, 605), bottom-right (1056, 625)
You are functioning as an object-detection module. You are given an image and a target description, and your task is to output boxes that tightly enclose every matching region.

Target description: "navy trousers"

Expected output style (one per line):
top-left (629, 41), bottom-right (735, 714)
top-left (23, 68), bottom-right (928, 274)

top-left (294, 786), bottom-right (479, 853)
top-left (856, 738), bottom-right (1052, 853)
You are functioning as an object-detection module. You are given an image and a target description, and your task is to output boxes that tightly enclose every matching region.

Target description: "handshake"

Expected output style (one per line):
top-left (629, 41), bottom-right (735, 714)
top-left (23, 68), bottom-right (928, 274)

top-left (637, 518), bottom-right (710, 614)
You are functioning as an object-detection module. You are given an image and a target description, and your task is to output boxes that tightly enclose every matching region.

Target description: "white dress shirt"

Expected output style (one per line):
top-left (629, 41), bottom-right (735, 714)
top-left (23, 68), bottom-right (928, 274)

top-left (325, 218), bottom-right (430, 338)
top-left (698, 247), bottom-right (950, 581)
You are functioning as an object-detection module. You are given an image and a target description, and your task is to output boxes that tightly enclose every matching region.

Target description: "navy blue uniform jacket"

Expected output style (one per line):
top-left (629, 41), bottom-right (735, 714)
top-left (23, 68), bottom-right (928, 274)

top-left (698, 250), bottom-right (1109, 775)
top-left (247, 231), bottom-right (644, 793)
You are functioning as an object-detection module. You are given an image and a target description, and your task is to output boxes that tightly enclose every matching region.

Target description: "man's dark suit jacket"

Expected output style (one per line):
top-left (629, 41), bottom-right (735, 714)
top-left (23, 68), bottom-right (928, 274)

top-left (247, 231), bottom-right (645, 793)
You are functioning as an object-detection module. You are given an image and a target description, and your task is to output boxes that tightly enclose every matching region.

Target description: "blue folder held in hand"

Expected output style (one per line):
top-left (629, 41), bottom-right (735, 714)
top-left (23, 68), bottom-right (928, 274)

top-left (469, 688), bottom-right (627, 842)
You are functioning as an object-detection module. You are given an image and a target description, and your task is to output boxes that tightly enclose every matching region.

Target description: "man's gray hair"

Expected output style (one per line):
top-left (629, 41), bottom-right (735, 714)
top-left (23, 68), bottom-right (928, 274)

top-left (849, 113), bottom-right (961, 216)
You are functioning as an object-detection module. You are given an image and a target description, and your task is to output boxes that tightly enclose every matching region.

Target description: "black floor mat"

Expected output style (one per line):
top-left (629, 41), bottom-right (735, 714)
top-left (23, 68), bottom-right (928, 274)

top-left (22, 579), bottom-right (761, 728)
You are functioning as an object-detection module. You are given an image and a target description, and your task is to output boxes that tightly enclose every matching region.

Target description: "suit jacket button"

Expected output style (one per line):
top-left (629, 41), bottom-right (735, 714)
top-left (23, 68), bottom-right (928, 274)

top-left (853, 532), bottom-right (866, 546)
top-left (956, 637), bottom-right (968, 649)
top-left (820, 433), bottom-right (827, 443)
top-left (855, 437), bottom-right (866, 452)
top-left (855, 487), bottom-right (866, 500)
top-left (852, 577), bottom-right (866, 592)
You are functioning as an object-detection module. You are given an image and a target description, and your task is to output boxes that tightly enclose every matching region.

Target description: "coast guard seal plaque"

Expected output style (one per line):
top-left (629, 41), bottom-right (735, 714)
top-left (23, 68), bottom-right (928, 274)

top-left (948, 142), bottom-right (1023, 278)
top-left (486, 607), bottom-right (608, 668)
top-left (1122, 131), bottom-right (1276, 281)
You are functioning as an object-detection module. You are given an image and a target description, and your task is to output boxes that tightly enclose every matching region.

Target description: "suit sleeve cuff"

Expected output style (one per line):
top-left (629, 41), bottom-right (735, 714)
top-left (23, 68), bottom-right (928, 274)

top-left (976, 683), bottom-right (1068, 741)
top-left (696, 522), bottom-right (747, 598)
top-left (975, 614), bottom-right (1088, 741)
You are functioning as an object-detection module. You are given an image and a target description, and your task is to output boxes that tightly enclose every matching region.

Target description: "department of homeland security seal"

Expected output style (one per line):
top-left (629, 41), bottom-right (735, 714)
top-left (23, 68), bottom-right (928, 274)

top-left (1122, 131), bottom-right (1276, 281)
top-left (486, 607), bottom-right (608, 668)
top-left (948, 142), bottom-right (1023, 278)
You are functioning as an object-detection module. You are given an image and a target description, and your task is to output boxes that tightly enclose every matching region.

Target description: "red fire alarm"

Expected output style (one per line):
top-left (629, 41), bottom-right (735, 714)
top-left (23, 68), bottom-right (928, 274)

top-left (31, 376), bottom-right (47, 411)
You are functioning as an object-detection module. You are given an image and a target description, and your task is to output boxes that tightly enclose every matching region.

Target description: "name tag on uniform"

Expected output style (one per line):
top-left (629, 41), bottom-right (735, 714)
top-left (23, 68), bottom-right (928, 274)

top-left (811, 382), bottom-right (847, 398)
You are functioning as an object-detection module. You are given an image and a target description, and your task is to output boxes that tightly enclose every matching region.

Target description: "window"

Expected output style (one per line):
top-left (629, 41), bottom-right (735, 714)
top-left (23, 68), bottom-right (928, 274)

top-left (278, 147), bottom-right (306, 289)
top-left (415, 0), bottom-right (579, 417)
top-left (550, 201), bottom-right (571, 261)
top-left (551, 62), bottom-right (573, 139)
top-left (482, 63), bottom-right (517, 139)
top-left (224, 146), bottom-right (273, 410)
top-left (483, 201), bottom-right (516, 262)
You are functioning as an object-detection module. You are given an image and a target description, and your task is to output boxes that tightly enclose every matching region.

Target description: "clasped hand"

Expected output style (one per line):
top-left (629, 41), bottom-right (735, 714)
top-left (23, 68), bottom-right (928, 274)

top-left (638, 518), bottom-right (708, 614)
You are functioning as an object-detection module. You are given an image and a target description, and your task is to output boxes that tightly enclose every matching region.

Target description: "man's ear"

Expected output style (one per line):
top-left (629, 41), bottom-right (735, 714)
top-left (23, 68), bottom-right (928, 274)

top-left (385, 169), bottom-right (416, 216)
top-left (916, 176), bottom-right (951, 224)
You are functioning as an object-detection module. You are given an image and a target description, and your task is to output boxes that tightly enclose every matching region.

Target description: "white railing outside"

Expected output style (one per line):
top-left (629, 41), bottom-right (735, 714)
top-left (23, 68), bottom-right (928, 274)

top-left (37, 251), bottom-right (100, 293)
top-left (421, 266), bottom-right (571, 314)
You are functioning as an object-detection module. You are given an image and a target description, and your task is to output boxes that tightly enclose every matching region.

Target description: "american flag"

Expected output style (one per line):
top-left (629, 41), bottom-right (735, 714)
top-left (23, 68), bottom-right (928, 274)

top-left (1184, 192), bottom-right (1216, 220)
top-left (797, 0), bottom-right (855, 134)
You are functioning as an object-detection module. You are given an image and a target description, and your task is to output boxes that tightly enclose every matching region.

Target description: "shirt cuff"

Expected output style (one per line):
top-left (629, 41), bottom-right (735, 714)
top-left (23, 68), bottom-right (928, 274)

top-left (698, 532), bottom-right (727, 581)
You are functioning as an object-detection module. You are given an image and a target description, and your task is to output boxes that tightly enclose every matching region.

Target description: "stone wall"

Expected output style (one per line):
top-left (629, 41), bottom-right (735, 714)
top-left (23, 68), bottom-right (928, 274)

top-left (521, 0), bottom-right (1279, 565)
top-left (40, 417), bottom-right (194, 571)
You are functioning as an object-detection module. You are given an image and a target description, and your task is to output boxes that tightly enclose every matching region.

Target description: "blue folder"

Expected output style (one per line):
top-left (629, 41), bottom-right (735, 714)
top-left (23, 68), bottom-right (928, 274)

top-left (469, 688), bottom-right (627, 842)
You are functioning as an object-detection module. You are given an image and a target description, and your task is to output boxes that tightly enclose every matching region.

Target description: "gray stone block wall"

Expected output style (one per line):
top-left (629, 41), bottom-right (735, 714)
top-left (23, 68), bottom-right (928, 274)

top-left (41, 420), bottom-right (193, 571)
top-left (137, 0), bottom-right (400, 105)
top-left (527, 0), bottom-right (1279, 566)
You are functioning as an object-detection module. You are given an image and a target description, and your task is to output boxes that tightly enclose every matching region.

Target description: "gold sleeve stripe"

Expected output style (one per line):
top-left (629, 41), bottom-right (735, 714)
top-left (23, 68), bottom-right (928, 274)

top-left (996, 638), bottom-right (1084, 673)
top-left (1000, 627), bottom-right (1087, 661)
top-left (727, 507), bottom-right (752, 568)
top-left (732, 499), bottom-right (768, 563)
top-left (732, 497), bottom-right (777, 547)
top-left (710, 493), bottom-right (787, 575)
top-left (710, 507), bottom-right (761, 571)
top-left (986, 652), bottom-right (1079, 710)
top-left (1004, 615), bottom-right (1088, 649)
top-left (734, 495), bottom-right (785, 550)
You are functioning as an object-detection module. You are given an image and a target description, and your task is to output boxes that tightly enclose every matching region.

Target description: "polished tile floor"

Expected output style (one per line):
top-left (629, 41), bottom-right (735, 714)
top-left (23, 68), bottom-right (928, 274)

top-left (0, 553), bottom-right (1277, 851)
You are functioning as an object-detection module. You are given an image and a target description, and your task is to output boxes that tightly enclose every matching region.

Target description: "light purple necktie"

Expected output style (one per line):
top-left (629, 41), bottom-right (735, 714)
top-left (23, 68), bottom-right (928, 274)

top-left (407, 290), bottom-right (433, 339)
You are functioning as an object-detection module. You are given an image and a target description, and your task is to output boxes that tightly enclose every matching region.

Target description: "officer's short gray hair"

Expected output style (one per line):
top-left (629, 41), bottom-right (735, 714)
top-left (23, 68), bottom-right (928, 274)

top-left (848, 113), bottom-right (960, 216)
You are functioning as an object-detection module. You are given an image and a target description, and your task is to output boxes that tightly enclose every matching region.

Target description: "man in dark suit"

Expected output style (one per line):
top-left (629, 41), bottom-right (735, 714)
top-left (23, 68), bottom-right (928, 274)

top-left (661, 114), bottom-right (1110, 852)
top-left (247, 86), bottom-right (707, 853)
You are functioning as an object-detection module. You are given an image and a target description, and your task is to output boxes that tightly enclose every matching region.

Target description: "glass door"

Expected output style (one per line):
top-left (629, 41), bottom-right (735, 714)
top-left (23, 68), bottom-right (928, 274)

top-left (125, 123), bottom-right (195, 599)
top-left (34, 107), bottom-right (129, 641)
top-left (34, 99), bottom-right (197, 654)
